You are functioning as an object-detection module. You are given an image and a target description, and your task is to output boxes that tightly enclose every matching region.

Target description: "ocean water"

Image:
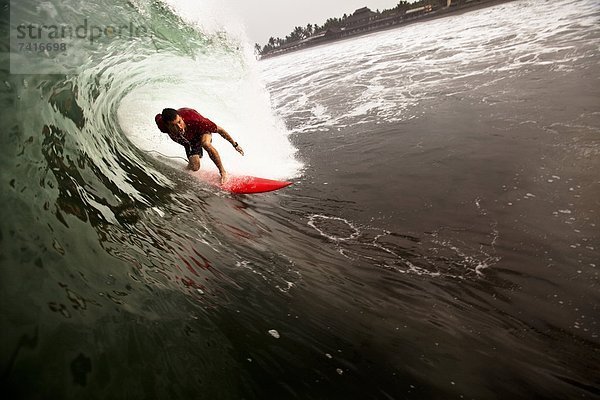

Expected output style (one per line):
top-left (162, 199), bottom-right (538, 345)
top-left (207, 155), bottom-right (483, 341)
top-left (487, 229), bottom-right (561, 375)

top-left (1, 0), bottom-right (599, 398)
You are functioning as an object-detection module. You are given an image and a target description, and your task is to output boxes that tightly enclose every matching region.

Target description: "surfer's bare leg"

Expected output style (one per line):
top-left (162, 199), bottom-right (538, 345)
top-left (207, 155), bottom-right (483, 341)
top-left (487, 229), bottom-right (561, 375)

top-left (187, 155), bottom-right (201, 171)
top-left (201, 134), bottom-right (227, 184)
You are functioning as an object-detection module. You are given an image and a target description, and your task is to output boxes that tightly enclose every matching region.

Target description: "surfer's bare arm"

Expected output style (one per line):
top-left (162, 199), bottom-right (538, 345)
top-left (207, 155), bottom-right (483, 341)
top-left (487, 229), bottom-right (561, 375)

top-left (216, 126), bottom-right (244, 156)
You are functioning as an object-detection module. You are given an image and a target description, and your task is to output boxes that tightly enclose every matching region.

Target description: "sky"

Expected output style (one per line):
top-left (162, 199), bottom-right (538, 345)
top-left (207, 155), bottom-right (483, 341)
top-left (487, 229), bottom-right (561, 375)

top-left (225, 0), bottom-right (406, 45)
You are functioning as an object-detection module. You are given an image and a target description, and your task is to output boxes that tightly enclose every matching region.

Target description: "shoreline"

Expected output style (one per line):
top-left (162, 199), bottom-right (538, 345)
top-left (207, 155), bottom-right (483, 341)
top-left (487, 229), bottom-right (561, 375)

top-left (260, 0), bottom-right (516, 60)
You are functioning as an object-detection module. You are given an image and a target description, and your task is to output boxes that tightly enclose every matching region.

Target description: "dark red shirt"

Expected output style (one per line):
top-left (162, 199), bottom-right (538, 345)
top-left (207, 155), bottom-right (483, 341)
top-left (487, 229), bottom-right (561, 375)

top-left (155, 108), bottom-right (217, 145)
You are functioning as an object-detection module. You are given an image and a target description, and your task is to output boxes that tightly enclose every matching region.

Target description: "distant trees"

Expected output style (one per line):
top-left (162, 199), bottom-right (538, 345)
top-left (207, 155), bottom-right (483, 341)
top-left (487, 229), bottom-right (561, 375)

top-left (305, 23), bottom-right (314, 36)
top-left (255, 9), bottom-right (355, 55)
top-left (394, 1), bottom-right (412, 14)
top-left (256, 0), bottom-right (455, 56)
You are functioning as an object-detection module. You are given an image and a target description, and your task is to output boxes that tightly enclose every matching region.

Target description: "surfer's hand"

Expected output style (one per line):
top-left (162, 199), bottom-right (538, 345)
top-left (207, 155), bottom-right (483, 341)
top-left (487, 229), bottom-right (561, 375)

top-left (234, 143), bottom-right (244, 156)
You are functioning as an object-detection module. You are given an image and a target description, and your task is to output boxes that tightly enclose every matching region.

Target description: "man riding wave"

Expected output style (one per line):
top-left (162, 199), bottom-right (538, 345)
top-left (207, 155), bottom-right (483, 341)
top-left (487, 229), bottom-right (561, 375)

top-left (155, 107), bottom-right (244, 184)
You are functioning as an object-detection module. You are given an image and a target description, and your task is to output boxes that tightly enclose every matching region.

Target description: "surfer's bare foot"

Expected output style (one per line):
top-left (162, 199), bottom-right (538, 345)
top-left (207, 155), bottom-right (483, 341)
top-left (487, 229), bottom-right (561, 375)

top-left (220, 171), bottom-right (228, 185)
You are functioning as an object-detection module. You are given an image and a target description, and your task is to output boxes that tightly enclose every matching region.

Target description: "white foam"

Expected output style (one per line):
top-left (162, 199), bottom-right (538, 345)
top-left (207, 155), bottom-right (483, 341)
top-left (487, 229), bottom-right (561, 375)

top-left (260, 0), bottom-right (599, 132)
top-left (161, 0), bottom-right (247, 46)
top-left (268, 329), bottom-right (280, 339)
top-left (307, 214), bottom-right (360, 242)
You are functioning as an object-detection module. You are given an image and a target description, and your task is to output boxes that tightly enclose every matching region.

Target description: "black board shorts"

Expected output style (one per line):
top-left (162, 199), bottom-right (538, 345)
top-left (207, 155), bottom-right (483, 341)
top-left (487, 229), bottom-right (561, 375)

top-left (184, 140), bottom-right (203, 158)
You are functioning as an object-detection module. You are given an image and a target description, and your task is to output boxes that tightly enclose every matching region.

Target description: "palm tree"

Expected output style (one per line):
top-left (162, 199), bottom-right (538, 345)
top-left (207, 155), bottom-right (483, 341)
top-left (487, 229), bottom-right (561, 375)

top-left (293, 26), bottom-right (305, 40)
top-left (306, 23), bottom-right (314, 37)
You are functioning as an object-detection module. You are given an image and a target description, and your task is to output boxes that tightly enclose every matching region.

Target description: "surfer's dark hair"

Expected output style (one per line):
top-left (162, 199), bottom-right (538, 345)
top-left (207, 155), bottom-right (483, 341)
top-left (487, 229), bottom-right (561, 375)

top-left (161, 108), bottom-right (178, 122)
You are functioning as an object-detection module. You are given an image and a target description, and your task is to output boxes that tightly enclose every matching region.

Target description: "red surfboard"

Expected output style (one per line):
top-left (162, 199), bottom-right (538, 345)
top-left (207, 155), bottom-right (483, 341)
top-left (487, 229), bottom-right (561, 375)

top-left (197, 171), bottom-right (292, 194)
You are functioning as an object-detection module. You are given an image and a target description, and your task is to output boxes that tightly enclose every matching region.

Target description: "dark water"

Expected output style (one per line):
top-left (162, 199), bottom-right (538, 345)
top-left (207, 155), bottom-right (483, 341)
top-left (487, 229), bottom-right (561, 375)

top-left (2, 0), bottom-right (600, 399)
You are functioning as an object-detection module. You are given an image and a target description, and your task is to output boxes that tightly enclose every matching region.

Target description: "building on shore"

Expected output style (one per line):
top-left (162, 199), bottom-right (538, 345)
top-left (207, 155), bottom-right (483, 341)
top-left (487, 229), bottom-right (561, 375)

top-left (260, 0), bottom-right (510, 59)
top-left (344, 7), bottom-right (378, 28)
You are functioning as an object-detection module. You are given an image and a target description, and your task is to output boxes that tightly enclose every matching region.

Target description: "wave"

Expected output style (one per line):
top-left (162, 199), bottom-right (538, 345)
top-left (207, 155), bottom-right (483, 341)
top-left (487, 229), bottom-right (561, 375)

top-left (3, 0), bottom-right (301, 229)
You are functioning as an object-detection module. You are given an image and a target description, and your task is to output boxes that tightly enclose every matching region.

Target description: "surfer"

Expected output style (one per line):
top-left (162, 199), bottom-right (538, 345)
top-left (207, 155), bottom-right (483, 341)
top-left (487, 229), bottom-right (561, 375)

top-left (155, 107), bottom-right (244, 184)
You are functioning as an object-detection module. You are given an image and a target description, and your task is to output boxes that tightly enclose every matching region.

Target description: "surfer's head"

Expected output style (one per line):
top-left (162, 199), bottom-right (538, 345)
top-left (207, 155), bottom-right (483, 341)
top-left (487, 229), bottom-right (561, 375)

top-left (162, 108), bottom-right (186, 134)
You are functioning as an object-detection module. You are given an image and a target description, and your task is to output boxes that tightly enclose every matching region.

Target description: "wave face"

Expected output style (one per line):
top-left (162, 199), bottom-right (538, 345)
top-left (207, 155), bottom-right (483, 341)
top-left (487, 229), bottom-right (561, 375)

top-left (2, 0), bottom-right (599, 399)
top-left (2, 0), bottom-right (305, 397)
